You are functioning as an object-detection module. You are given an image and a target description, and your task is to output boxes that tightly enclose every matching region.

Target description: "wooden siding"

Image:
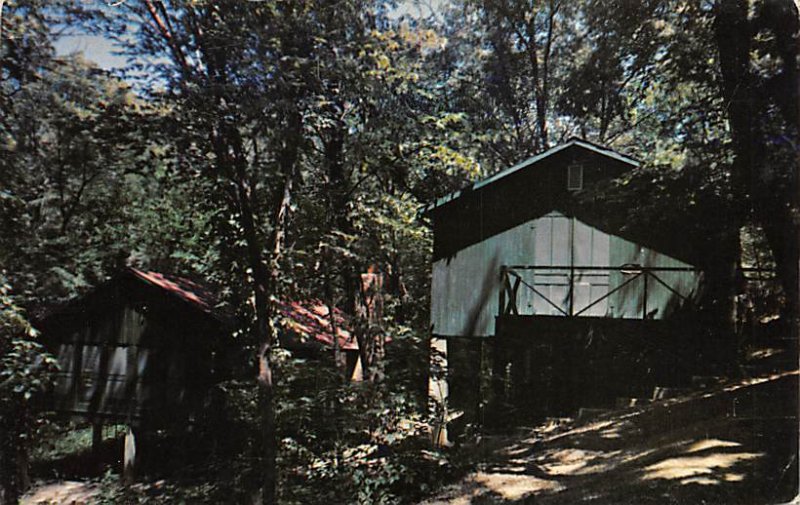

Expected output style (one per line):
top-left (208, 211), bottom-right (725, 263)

top-left (53, 304), bottom-right (201, 421)
top-left (42, 274), bottom-right (220, 426)
top-left (431, 218), bottom-right (533, 337)
top-left (431, 212), bottom-right (701, 337)
top-left (607, 239), bottom-right (699, 319)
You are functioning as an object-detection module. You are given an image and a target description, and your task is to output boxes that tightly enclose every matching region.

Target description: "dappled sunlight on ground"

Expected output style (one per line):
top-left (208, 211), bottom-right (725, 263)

top-left (620, 447), bottom-right (657, 464)
top-left (535, 448), bottom-right (621, 477)
top-left (597, 419), bottom-right (637, 440)
top-left (678, 472), bottom-right (746, 486)
top-left (685, 439), bottom-right (742, 453)
top-left (642, 451), bottom-right (762, 481)
top-left (419, 371), bottom-right (798, 505)
top-left (472, 471), bottom-right (563, 501)
top-left (747, 348), bottom-right (784, 360)
top-left (22, 480), bottom-right (100, 505)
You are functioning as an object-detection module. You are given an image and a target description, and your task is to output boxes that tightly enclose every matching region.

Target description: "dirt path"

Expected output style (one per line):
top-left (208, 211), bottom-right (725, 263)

top-left (421, 371), bottom-right (799, 505)
top-left (21, 480), bottom-right (100, 505)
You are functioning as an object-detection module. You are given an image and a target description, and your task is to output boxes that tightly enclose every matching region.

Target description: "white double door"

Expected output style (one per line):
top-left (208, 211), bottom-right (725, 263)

top-left (522, 212), bottom-right (611, 316)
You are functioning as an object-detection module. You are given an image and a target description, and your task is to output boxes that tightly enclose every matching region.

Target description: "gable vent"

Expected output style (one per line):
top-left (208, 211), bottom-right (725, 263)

top-left (567, 162), bottom-right (584, 191)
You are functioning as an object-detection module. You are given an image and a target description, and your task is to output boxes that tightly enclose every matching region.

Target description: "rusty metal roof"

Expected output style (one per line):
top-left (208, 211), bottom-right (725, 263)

top-left (129, 267), bottom-right (219, 315)
top-left (132, 269), bottom-right (364, 350)
top-left (276, 299), bottom-right (359, 351)
top-left (41, 267), bottom-right (373, 352)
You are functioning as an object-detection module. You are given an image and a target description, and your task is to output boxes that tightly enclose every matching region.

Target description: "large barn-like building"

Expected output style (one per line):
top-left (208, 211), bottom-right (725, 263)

top-left (423, 139), bottom-right (707, 438)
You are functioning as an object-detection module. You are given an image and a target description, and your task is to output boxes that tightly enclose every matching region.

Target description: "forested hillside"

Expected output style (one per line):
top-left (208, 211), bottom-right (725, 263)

top-left (1, 1), bottom-right (797, 504)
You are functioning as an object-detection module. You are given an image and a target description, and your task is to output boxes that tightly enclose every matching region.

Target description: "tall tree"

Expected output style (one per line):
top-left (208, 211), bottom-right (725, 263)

top-left (91, 2), bottom-right (321, 501)
top-left (441, 0), bottom-right (683, 169)
top-left (3, 1), bottom-right (161, 305)
top-left (0, 279), bottom-right (57, 505)
top-left (714, 0), bottom-right (799, 327)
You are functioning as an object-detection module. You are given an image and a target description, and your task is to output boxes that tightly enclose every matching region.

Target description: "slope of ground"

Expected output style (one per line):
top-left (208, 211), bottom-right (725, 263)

top-left (421, 370), bottom-right (799, 505)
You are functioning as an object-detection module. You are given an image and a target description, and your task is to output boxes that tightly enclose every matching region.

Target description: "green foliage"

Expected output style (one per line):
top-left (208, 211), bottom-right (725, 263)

top-left (0, 276), bottom-right (57, 502)
top-left (30, 422), bottom-right (94, 464)
top-left (4, 0), bottom-right (797, 502)
top-left (0, 278), bottom-right (56, 403)
top-left (75, 329), bottom-right (454, 505)
top-left (1, 49), bottom-right (170, 304)
top-left (273, 329), bottom-right (454, 505)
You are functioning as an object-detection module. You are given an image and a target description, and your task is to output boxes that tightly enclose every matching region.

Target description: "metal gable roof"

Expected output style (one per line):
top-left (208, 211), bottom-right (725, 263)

top-left (35, 267), bottom-right (230, 330)
top-left (421, 138), bottom-right (639, 215)
top-left (130, 268), bottom-right (219, 315)
top-left (276, 299), bottom-right (360, 351)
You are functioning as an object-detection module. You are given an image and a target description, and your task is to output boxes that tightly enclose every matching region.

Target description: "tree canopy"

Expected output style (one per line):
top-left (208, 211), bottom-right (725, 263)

top-left (0, 0), bottom-right (797, 503)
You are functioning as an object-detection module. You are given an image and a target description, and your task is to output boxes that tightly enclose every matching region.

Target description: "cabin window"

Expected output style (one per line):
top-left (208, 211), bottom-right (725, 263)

top-left (567, 163), bottom-right (583, 191)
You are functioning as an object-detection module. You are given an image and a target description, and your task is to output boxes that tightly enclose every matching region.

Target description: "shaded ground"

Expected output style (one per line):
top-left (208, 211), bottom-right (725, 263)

top-left (23, 424), bottom-right (201, 504)
top-left (22, 425), bottom-right (122, 505)
top-left (421, 370), bottom-right (799, 505)
top-left (21, 370), bottom-right (798, 504)
top-left (30, 433), bottom-right (124, 481)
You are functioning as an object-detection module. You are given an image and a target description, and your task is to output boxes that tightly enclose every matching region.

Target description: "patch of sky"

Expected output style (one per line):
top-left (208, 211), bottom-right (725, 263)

top-left (51, 0), bottom-right (446, 87)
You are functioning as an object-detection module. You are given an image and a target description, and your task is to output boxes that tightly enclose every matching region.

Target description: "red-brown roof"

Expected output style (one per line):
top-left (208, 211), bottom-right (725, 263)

top-left (132, 269), bottom-right (361, 350)
top-left (276, 299), bottom-right (359, 351)
top-left (129, 267), bottom-right (218, 315)
top-left (125, 269), bottom-right (370, 351)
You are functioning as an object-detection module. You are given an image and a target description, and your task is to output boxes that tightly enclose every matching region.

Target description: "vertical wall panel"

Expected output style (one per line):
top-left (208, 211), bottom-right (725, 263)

top-left (551, 216), bottom-right (570, 265)
top-left (432, 218), bottom-right (541, 336)
top-left (534, 217), bottom-right (551, 266)
top-left (573, 220), bottom-right (593, 266)
top-left (532, 213), bottom-right (570, 315)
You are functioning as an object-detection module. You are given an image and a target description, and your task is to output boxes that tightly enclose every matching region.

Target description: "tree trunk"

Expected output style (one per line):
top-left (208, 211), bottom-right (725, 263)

top-left (700, 230), bottom-right (741, 367)
top-left (230, 155), bottom-right (276, 503)
top-left (0, 407), bottom-right (23, 505)
top-left (715, 0), bottom-right (800, 333)
top-left (753, 0), bottom-right (800, 330)
top-left (0, 428), bottom-right (17, 505)
top-left (212, 120), bottom-right (283, 504)
top-left (258, 106), bottom-right (302, 504)
top-left (323, 115), bottom-right (372, 377)
top-left (712, 1), bottom-right (755, 353)
top-left (318, 119), bottom-right (345, 373)
top-left (324, 255), bottom-right (345, 376)
top-left (325, 117), bottom-right (357, 310)
top-left (759, 203), bottom-right (799, 325)
top-left (359, 271), bottom-right (386, 383)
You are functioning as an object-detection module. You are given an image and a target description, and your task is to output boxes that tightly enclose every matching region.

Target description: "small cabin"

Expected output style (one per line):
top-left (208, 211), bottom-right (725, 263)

top-left (423, 139), bottom-right (706, 433)
top-left (277, 272), bottom-right (387, 381)
top-left (37, 268), bottom-right (230, 481)
top-left (38, 268), bottom-right (229, 428)
top-left (39, 270), bottom-right (380, 423)
top-left (276, 299), bottom-right (363, 381)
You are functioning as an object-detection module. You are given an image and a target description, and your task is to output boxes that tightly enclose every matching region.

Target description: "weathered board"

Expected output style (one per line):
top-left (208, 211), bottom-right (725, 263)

top-left (40, 269), bottom-right (226, 426)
